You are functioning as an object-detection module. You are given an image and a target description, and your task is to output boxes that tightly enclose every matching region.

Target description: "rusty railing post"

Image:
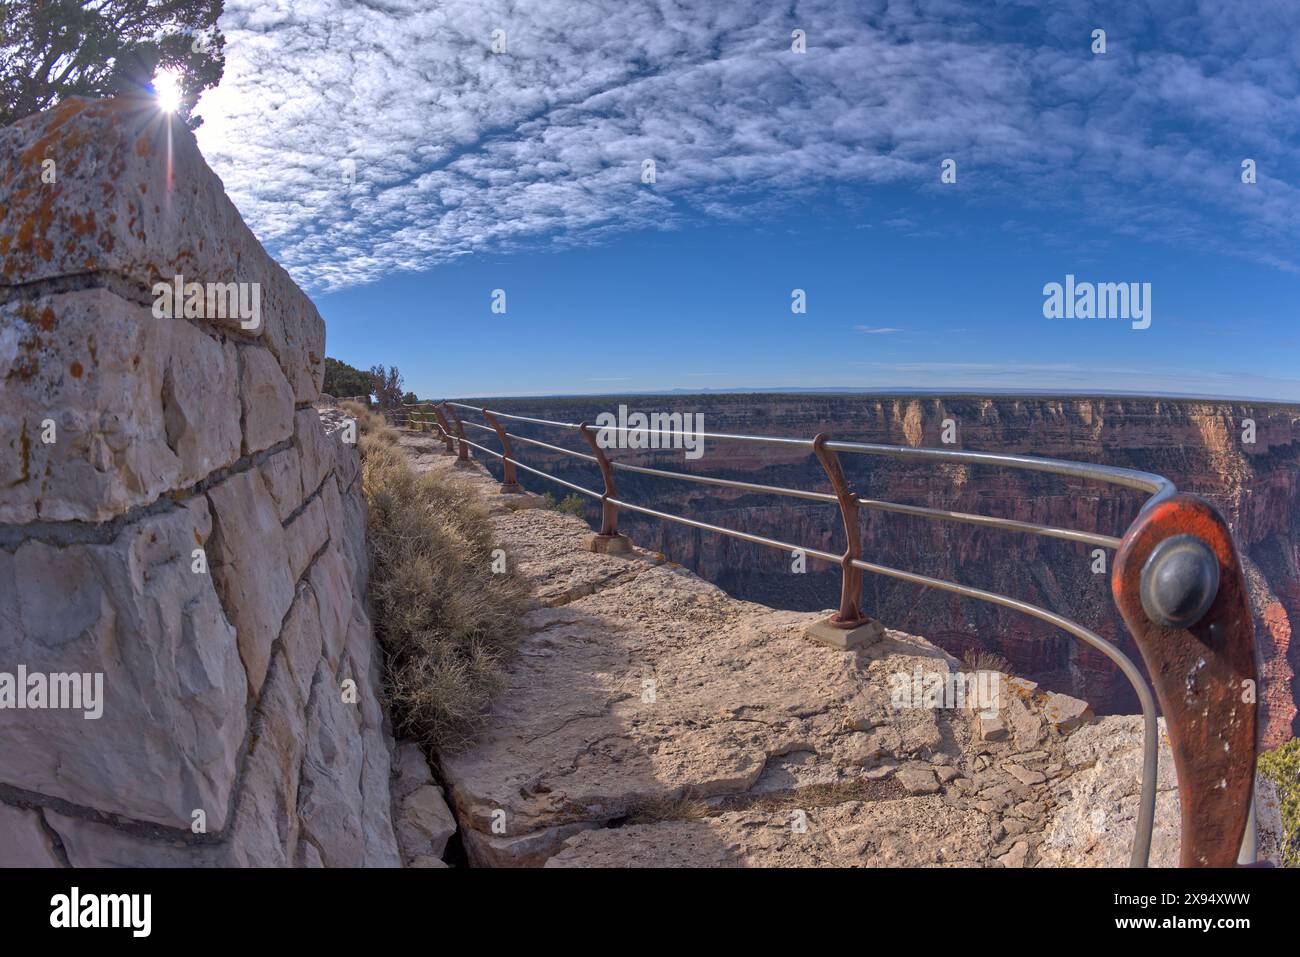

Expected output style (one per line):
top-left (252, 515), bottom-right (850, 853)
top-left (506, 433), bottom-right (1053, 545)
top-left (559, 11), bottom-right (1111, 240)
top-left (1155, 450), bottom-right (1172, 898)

top-left (440, 403), bottom-right (472, 466)
top-left (807, 433), bottom-right (879, 650)
top-left (1111, 493), bottom-right (1259, 867)
top-left (482, 409), bottom-right (523, 494)
top-left (579, 422), bottom-right (632, 554)
top-left (429, 405), bottom-right (456, 455)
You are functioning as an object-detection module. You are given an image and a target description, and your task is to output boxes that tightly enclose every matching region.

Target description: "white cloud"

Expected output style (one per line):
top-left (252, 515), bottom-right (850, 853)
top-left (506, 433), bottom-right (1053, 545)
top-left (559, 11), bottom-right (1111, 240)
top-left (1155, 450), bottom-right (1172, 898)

top-left (195, 0), bottom-right (1300, 291)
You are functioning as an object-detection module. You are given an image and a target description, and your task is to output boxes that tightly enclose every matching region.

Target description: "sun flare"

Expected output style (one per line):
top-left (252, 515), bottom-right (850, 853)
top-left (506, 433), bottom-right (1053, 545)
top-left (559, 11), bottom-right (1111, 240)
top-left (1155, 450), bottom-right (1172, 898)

top-left (152, 69), bottom-right (183, 114)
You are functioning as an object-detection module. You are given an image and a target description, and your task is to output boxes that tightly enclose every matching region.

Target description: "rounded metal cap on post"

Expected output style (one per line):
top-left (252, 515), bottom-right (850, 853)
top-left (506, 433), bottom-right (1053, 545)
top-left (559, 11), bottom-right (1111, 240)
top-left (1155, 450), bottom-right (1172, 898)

top-left (1139, 534), bottom-right (1221, 629)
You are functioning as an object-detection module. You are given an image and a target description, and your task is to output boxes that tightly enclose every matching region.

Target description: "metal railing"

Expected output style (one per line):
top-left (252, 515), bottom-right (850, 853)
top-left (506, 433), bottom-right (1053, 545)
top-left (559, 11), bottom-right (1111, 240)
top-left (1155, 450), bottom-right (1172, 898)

top-left (395, 399), bottom-right (1261, 869)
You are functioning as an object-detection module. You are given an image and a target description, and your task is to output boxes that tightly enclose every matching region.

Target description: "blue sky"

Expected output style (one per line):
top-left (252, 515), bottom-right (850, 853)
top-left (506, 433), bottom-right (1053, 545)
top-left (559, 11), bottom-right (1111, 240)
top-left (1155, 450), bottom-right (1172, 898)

top-left (193, 0), bottom-right (1300, 401)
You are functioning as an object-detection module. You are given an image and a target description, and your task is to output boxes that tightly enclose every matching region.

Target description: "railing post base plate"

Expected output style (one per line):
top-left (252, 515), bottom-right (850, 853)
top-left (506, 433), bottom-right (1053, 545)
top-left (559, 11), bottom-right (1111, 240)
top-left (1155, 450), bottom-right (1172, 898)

top-left (588, 533), bottom-right (633, 556)
top-left (453, 459), bottom-right (475, 469)
top-left (498, 482), bottom-right (524, 495)
top-left (805, 616), bottom-right (883, 651)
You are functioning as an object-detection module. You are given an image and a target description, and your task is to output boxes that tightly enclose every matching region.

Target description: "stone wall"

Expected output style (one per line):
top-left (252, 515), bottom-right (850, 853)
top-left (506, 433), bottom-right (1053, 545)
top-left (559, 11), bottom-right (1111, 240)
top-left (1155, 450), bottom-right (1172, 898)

top-left (0, 98), bottom-right (434, 866)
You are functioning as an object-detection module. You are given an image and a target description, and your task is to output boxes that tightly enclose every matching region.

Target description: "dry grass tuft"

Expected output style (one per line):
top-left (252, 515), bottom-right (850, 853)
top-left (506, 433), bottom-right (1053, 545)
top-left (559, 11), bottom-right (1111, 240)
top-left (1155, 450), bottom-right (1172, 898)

top-left (622, 790), bottom-right (712, 825)
top-left (339, 400), bottom-right (394, 443)
top-left (348, 401), bottom-right (529, 751)
top-left (961, 647), bottom-right (1009, 674)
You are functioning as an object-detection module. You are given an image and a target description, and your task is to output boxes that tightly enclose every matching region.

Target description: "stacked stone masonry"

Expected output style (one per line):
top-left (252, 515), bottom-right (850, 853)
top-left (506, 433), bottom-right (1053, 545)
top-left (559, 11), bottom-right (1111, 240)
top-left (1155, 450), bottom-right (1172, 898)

top-left (0, 98), bottom-right (436, 866)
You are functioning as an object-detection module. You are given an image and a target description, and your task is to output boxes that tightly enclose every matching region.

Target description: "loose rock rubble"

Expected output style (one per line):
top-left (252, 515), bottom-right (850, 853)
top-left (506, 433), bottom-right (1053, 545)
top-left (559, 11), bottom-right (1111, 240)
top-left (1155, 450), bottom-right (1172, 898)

top-left (391, 743), bottom-right (457, 868)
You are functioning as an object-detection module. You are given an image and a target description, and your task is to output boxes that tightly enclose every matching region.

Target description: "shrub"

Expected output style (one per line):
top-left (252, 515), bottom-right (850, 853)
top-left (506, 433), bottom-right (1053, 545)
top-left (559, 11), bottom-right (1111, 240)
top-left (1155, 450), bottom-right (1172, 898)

top-left (961, 647), bottom-right (1009, 674)
top-left (346, 401), bottom-right (528, 751)
top-left (542, 491), bottom-right (588, 518)
top-left (339, 400), bottom-right (391, 439)
top-left (1258, 737), bottom-right (1300, 867)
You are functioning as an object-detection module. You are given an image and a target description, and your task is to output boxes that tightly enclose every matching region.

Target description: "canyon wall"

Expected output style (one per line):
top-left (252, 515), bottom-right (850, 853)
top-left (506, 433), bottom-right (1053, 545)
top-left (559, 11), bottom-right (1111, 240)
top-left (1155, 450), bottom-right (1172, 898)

top-left (468, 394), bottom-right (1300, 746)
top-left (0, 99), bottom-right (424, 865)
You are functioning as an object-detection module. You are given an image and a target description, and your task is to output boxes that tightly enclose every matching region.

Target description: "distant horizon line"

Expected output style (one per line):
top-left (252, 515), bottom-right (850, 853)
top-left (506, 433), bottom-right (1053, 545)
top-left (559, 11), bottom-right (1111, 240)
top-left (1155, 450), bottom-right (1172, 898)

top-left (435, 386), bottom-right (1300, 406)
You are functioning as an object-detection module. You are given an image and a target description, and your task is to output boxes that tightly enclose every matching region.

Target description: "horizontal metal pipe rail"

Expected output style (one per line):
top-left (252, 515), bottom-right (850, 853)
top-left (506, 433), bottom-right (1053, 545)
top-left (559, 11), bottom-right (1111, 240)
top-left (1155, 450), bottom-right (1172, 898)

top-left (396, 399), bottom-right (1260, 868)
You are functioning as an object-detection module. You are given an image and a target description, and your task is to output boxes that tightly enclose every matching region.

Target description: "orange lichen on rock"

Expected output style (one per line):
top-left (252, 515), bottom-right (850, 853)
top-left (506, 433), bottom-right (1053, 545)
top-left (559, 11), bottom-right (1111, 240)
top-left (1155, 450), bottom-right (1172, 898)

top-left (68, 210), bottom-right (96, 236)
top-left (12, 190), bottom-right (57, 263)
top-left (18, 97), bottom-right (92, 167)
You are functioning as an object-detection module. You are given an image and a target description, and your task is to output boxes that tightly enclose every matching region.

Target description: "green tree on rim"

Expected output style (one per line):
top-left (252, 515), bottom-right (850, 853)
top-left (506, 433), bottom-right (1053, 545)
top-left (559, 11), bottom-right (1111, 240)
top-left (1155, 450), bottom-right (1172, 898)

top-left (0, 0), bottom-right (225, 129)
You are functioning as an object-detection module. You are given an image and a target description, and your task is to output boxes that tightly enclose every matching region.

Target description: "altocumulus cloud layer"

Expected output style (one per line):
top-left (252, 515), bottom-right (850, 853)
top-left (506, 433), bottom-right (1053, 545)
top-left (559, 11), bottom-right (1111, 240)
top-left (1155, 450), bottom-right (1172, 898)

top-left (195, 0), bottom-right (1300, 292)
